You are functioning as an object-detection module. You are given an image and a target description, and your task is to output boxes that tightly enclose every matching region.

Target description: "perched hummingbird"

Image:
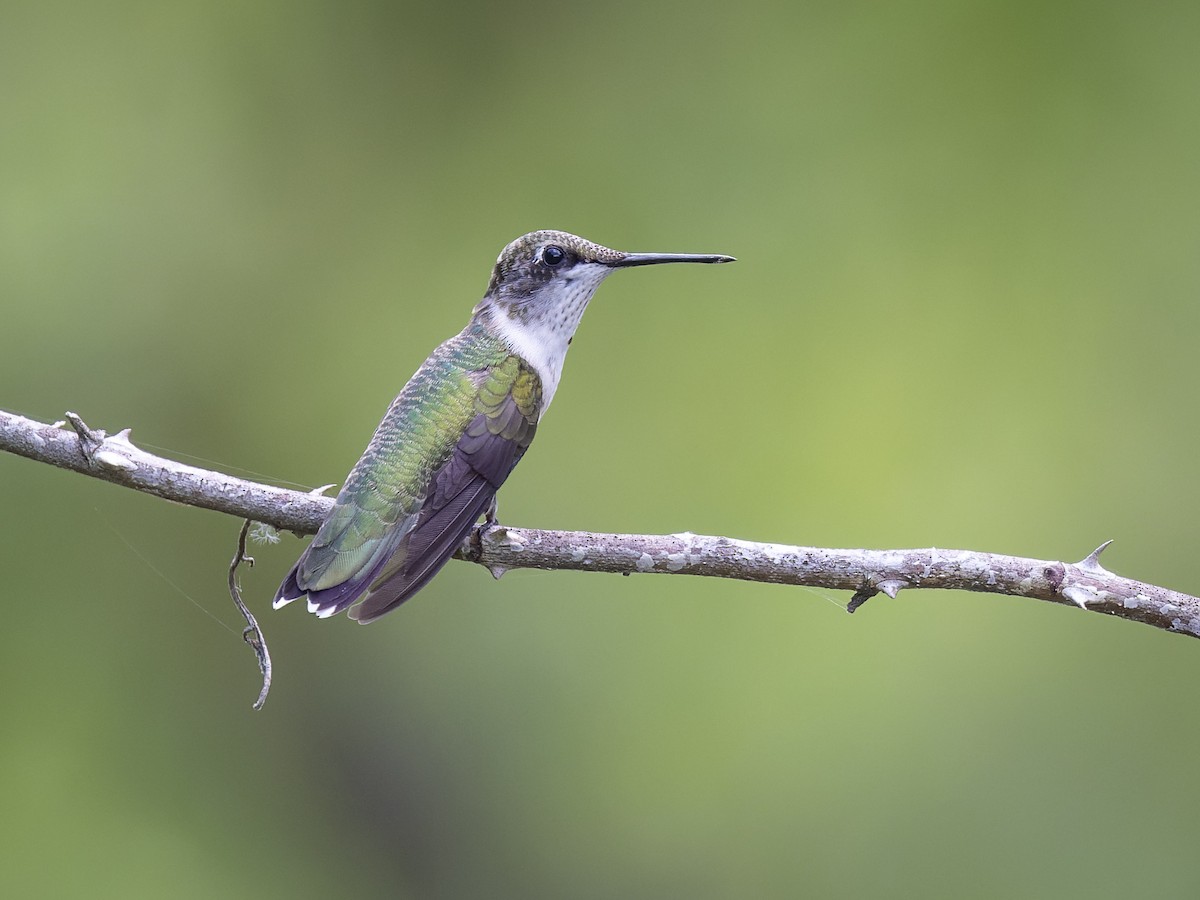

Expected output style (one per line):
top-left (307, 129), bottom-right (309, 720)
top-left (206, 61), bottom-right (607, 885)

top-left (274, 230), bottom-right (734, 623)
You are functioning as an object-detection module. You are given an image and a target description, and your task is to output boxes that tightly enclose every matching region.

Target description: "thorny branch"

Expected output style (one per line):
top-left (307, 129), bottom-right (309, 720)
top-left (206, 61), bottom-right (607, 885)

top-left (3, 408), bottom-right (1199, 646)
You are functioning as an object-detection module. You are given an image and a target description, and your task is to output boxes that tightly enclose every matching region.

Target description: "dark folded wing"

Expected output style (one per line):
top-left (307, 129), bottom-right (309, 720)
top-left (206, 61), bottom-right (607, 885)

top-left (349, 372), bottom-right (540, 622)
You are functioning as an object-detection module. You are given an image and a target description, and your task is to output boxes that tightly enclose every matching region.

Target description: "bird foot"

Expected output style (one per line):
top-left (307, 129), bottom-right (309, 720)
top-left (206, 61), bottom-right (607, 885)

top-left (470, 497), bottom-right (507, 554)
top-left (483, 495), bottom-right (500, 528)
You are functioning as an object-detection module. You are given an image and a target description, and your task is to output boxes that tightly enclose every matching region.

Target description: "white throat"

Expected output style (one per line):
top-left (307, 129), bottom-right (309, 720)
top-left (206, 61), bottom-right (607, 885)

top-left (485, 263), bottom-right (611, 416)
top-left (486, 305), bottom-right (574, 416)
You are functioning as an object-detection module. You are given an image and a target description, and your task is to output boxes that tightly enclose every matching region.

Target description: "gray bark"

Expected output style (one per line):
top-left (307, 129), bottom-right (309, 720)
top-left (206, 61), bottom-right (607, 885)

top-left (3, 408), bottom-right (1197, 640)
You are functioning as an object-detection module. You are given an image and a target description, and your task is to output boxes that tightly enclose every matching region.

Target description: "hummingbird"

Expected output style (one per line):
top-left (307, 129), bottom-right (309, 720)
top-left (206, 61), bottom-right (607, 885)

top-left (274, 230), bottom-right (734, 623)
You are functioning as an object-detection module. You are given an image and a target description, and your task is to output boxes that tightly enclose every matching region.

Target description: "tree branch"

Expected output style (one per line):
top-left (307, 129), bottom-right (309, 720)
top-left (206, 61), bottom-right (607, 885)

top-left (3, 408), bottom-right (1198, 640)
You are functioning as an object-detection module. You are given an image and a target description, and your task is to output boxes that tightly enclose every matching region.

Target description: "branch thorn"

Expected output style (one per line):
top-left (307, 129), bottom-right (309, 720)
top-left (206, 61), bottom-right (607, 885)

top-left (1061, 585), bottom-right (1094, 609)
top-left (109, 428), bottom-right (142, 453)
top-left (1078, 539), bottom-right (1115, 575)
top-left (878, 579), bottom-right (908, 599)
top-left (92, 449), bottom-right (137, 472)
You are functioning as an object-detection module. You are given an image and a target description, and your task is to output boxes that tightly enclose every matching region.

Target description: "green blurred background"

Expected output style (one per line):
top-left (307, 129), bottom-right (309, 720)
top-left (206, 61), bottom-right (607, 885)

top-left (3, 1), bottom-right (1199, 897)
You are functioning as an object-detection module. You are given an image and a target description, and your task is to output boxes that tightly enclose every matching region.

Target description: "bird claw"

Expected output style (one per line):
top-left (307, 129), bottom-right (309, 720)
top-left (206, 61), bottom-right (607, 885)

top-left (480, 495), bottom-right (507, 540)
top-left (483, 494), bottom-right (501, 527)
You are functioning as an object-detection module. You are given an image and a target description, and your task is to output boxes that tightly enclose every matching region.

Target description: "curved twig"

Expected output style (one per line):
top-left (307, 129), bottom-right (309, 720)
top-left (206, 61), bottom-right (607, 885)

top-left (229, 519), bottom-right (272, 710)
top-left (2, 408), bottom-right (1197, 640)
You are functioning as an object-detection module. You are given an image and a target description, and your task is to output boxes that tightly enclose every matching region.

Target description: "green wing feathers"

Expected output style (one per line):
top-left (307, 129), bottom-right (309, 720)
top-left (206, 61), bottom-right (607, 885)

top-left (274, 322), bottom-right (542, 619)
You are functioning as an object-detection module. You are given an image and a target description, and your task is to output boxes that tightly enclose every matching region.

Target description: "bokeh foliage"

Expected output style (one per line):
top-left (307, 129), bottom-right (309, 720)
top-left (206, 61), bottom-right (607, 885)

top-left (3, 1), bottom-right (1199, 897)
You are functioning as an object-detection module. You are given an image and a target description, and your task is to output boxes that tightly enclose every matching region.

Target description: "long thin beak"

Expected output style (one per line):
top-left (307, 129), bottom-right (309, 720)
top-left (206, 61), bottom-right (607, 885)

top-left (614, 251), bottom-right (736, 268)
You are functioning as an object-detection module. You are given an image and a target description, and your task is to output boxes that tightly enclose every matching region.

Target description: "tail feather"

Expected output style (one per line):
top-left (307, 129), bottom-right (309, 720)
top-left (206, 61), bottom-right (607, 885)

top-left (273, 539), bottom-right (400, 619)
top-left (273, 476), bottom-right (494, 622)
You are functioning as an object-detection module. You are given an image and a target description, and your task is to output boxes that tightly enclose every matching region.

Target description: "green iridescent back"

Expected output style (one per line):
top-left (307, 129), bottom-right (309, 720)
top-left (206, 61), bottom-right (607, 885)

top-left (292, 317), bottom-right (541, 600)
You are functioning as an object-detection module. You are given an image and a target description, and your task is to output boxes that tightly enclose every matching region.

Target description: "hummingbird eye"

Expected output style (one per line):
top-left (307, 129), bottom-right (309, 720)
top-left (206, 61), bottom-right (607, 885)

top-left (541, 245), bottom-right (566, 267)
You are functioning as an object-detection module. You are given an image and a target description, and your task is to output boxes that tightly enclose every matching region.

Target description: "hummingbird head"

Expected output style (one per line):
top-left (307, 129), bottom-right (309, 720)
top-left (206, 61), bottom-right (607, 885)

top-left (481, 229), bottom-right (734, 332)
top-left (476, 229), bottom-right (734, 413)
